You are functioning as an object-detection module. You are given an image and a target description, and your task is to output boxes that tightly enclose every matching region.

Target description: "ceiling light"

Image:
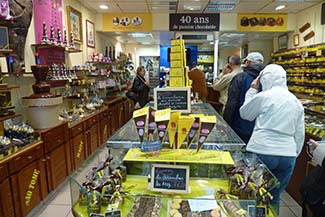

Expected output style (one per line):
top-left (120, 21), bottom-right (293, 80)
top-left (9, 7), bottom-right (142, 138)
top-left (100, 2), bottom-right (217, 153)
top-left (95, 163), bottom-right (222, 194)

top-left (128, 33), bottom-right (152, 38)
top-left (220, 33), bottom-right (246, 38)
top-left (207, 2), bottom-right (237, 11)
top-left (210, 42), bottom-right (214, 45)
top-left (99, 4), bottom-right (109, 9)
top-left (184, 5), bottom-right (201, 11)
top-left (275, 5), bottom-right (286, 10)
top-left (140, 42), bottom-right (152, 45)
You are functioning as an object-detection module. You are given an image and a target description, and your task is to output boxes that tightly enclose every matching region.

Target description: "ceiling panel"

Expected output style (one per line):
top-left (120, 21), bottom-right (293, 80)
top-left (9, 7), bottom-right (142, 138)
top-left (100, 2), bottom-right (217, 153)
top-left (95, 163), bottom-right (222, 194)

top-left (258, 1), bottom-right (318, 13)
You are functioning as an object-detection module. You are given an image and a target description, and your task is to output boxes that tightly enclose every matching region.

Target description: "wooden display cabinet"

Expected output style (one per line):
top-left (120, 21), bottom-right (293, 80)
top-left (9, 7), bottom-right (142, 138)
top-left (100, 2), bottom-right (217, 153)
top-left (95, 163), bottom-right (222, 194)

top-left (70, 128), bottom-right (86, 170)
top-left (84, 115), bottom-right (99, 156)
top-left (99, 108), bottom-right (109, 145)
top-left (0, 178), bottom-right (15, 217)
top-left (10, 158), bottom-right (47, 217)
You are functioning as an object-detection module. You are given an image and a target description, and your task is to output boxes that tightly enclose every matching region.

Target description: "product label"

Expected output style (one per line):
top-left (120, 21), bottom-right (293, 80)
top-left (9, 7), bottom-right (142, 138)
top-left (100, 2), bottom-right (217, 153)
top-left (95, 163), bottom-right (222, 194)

top-left (25, 169), bottom-right (41, 206)
top-left (77, 141), bottom-right (84, 159)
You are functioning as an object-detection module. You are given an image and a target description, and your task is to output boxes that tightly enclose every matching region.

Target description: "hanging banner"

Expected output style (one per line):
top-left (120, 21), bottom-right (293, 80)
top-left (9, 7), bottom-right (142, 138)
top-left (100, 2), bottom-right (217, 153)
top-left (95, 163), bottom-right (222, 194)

top-left (237, 14), bottom-right (287, 32)
top-left (102, 13), bottom-right (152, 32)
top-left (34, 0), bottom-right (63, 44)
top-left (170, 14), bottom-right (220, 31)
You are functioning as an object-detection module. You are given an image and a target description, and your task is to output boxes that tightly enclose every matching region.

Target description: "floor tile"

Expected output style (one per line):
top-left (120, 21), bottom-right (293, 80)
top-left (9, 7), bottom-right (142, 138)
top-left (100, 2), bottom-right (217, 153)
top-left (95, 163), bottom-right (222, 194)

top-left (282, 192), bottom-right (300, 207)
top-left (279, 207), bottom-right (296, 217)
top-left (289, 206), bottom-right (302, 217)
top-left (38, 205), bottom-right (71, 217)
top-left (48, 191), bottom-right (71, 206)
top-left (280, 200), bottom-right (287, 207)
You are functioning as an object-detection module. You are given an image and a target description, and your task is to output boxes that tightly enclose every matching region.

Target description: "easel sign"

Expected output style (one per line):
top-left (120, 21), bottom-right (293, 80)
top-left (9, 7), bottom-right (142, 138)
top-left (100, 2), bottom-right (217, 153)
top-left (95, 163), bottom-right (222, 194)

top-left (105, 210), bottom-right (121, 217)
top-left (154, 87), bottom-right (191, 113)
top-left (149, 163), bottom-right (190, 194)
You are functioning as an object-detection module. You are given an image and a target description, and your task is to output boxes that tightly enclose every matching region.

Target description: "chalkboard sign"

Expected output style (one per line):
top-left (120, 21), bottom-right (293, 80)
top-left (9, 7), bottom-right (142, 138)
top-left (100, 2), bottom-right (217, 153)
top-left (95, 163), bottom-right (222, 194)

top-left (150, 164), bottom-right (190, 194)
top-left (154, 87), bottom-right (191, 113)
top-left (105, 210), bottom-right (121, 217)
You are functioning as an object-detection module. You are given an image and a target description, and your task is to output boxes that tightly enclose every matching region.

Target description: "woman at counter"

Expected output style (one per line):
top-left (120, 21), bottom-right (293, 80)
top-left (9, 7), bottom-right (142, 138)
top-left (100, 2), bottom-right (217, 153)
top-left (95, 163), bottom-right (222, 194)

top-left (131, 66), bottom-right (150, 109)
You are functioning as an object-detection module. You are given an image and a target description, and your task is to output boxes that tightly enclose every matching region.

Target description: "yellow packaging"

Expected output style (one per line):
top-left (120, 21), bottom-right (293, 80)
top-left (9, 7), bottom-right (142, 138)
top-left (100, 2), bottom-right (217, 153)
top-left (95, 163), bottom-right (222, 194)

top-left (170, 60), bottom-right (183, 68)
top-left (171, 45), bottom-right (182, 53)
top-left (171, 39), bottom-right (184, 46)
top-left (133, 106), bottom-right (149, 118)
top-left (170, 67), bottom-right (184, 76)
top-left (170, 52), bottom-right (182, 60)
top-left (177, 116), bottom-right (195, 149)
top-left (155, 108), bottom-right (171, 143)
top-left (167, 112), bottom-right (181, 148)
top-left (169, 77), bottom-right (184, 87)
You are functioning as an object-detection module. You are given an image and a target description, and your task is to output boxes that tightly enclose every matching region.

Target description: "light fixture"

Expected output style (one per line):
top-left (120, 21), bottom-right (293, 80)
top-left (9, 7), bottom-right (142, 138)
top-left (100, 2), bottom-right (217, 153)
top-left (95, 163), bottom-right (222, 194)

top-left (99, 4), bottom-right (109, 9)
top-left (210, 42), bottom-right (214, 45)
top-left (184, 5), bottom-right (201, 11)
top-left (128, 33), bottom-right (152, 38)
top-left (275, 5), bottom-right (286, 10)
top-left (206, 2), bottom-right (237, 11)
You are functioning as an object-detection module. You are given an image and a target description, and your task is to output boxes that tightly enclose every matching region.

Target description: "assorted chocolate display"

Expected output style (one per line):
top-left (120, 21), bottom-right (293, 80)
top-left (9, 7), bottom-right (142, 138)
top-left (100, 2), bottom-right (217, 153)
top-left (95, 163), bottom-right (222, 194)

top-left (41, 21), bottom-right (72, 48)
top-left (127, 195), bottom-right (161, 217)
top-left (132, 107), bottom-right (217, 153)
top-left (0, 122), bottom-right (35, 158)
top-left (48, 64), bottom-right (78, 80)
top-left (77, 150), bottom-right (127, 214)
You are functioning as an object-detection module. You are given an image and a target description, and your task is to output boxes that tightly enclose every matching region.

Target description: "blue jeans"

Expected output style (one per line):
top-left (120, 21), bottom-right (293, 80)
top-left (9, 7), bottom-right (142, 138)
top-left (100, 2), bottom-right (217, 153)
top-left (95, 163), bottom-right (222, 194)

top-left (257, 154), bottom-right (296, 213)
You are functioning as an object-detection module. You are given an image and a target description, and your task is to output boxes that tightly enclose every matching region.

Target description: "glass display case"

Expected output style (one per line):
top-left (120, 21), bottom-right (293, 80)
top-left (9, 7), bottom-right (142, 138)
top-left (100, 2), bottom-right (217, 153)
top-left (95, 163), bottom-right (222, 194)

top-left (69, 103), bottom-right (279, 217)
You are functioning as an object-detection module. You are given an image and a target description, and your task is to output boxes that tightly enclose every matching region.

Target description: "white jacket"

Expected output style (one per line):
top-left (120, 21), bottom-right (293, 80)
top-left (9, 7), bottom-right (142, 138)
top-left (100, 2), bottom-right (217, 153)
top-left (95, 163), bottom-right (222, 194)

top-left (240, 64), bottom-right (305, 157)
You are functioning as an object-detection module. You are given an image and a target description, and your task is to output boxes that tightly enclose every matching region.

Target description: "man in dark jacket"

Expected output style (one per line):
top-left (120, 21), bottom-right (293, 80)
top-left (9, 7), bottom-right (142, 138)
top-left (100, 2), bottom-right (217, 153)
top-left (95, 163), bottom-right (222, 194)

top-left (223, 52), bottom-right (264, 143)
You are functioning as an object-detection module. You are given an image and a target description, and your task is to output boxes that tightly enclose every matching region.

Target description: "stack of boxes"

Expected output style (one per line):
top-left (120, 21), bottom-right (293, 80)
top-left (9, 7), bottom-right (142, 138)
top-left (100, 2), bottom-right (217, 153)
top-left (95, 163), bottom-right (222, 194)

top-left (169, 39), bottom-right (189, 87)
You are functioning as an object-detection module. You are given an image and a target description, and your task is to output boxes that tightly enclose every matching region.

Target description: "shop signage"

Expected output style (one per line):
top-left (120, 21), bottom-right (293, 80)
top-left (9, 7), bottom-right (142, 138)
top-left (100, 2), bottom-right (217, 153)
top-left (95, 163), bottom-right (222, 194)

top-left (169, 14), bottom-right (220, 31)
top-left (25, 169), bottom-right (41, 206)
top-left (150, 164), bottom-right (190, 194)
top-left (105, 210), bottom-right (121, 217)
top-left (102, 13), bottom-right (152, 32)
top-left (237, 14), bottom-right (287, 32)
top-left (154, 87), bottom-right (191, 113)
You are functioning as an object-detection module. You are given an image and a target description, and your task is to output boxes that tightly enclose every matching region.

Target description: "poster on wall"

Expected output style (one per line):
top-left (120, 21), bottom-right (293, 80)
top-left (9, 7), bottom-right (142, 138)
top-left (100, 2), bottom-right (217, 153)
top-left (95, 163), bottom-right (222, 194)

top-left (140, 56), bottom-right (160, 92)
top-left (103, 13), bottom-right (152, 32)
top-left (67, 6), bottom-right (83, 43)
top-left (86, 20), bottom-right (95, 48)
top-left (34, 0), bottom-right (63, 44)
top-left (237, 14), bottom-right (287, 32)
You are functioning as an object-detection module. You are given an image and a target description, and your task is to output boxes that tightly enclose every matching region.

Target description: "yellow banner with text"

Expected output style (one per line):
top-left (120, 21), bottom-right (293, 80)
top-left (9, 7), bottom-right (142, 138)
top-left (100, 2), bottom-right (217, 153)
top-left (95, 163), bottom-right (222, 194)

top-left (237, 14), bottom-right (287, 32)
top-left (103, 13), bottom-right (152, 32)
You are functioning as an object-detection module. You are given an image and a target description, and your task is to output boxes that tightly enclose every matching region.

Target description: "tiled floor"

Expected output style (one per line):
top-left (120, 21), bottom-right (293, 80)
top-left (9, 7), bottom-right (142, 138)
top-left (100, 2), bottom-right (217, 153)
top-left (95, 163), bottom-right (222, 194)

top-left (28, 179), bottom-right (302, 217)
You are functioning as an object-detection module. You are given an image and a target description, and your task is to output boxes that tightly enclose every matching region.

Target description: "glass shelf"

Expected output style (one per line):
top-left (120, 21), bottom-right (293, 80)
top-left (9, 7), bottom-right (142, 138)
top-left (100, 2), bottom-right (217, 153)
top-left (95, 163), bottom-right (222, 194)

top-left (107, 103), bottom-right (245, 151)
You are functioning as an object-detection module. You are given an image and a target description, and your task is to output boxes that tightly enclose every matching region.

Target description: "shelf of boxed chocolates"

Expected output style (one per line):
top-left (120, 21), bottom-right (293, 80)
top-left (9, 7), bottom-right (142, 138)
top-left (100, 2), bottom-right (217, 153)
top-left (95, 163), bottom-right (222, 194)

top-left (31, 43), bottom-right (82, 53)
top-left (0, 49), bottom-right (14, 57)
top-left (70, 104), bottom-right (278, 217)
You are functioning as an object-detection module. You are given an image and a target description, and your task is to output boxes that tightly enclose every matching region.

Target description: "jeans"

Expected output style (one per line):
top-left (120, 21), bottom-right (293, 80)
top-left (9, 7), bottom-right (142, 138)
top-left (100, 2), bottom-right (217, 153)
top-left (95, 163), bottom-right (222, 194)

top-left (257, 154), bottom-right (296, 214)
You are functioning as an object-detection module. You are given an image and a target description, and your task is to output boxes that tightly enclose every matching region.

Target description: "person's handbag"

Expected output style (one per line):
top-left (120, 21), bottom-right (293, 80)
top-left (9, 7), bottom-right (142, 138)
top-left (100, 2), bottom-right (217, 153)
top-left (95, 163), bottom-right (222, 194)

top-left (125, 89), bottom-right (137, 103)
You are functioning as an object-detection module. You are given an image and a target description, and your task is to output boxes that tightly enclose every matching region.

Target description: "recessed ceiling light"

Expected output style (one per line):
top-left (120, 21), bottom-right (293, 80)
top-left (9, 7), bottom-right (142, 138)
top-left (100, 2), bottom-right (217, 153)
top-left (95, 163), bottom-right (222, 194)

top-left (184, 5), bottom-right (201, 11)
top-left (210, 42), bottom-right (214, 45)
top-left (99, 4), bottom-right (109, 9)
top-left (275, 5), bottom-right (286, 10)
top-left (128, 33), bottom-right (152, 38)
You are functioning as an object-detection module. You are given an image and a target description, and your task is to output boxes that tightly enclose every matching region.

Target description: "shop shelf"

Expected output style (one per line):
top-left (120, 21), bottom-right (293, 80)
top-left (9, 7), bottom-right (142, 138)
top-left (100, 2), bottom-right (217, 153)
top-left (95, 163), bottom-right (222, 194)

top-left (31, 43), bottom-right (65, 50)
top-left (0, 49), bottom-right (13, 57)
top-left (0, 85), bottom-right (20, 91)
top-left (290, 90), bottom-right (325, 98)
top-left (0, 113), bottom-right (21, 122)
top-left (48, 79), bottom-right (82, 88)
top-left (287, 82), bottom-right (325, 89)
top-left (66, 48), bottom-right (82, 53)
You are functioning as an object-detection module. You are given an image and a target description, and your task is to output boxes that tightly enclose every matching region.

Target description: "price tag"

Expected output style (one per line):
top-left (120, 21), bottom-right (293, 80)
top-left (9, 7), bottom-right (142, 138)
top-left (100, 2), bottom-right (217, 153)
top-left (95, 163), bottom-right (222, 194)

top-left (316, 49), bottom-right (322, 56)
top-left (104, 210), bottom-right (121, 217)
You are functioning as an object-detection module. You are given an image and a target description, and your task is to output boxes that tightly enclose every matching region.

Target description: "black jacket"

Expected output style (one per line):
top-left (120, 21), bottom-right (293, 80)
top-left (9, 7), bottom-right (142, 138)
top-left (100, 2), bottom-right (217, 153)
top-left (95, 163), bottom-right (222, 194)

top-left (223, 64), bottom-right (264, 143)
top-left (132, 75), bottom-right (150, 107)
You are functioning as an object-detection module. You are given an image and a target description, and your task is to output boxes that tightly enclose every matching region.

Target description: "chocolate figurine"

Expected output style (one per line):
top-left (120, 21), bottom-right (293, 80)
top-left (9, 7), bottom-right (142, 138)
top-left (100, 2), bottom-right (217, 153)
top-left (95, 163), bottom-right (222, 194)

top-left (57, 27), bottom-right (62, 46)
top-left (41, 21), bottom-right (49, 44)
top-left (63, 27), bottom-right (68, 47)
top-left (69, 31), bottom-right (75, 49)
top-left (49, 25), bottom-right (55, 45)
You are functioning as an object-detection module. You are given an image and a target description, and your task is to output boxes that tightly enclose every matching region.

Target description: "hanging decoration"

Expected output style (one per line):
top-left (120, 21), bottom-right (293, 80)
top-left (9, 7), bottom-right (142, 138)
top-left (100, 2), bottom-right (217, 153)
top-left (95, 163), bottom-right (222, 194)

top-left (0, 0), bottom-right (13, 21)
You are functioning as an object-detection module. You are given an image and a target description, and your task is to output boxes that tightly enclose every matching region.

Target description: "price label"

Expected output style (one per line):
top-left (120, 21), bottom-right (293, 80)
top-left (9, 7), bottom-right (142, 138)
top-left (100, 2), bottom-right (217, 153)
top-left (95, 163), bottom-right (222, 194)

top-left (316, 49), bottom-right (322, 56)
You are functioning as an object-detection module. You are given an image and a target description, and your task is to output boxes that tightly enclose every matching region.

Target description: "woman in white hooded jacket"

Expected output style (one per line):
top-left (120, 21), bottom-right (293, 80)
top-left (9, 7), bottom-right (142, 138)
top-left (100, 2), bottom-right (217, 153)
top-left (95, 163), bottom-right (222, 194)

top-left (239, 64), bottom-right (305, 213)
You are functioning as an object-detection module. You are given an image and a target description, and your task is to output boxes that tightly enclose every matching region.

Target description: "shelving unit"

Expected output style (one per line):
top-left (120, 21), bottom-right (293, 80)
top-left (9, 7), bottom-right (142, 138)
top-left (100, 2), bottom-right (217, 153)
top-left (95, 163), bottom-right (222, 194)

top-left (31, 44), bottom-right (82, 53)
top-left (0, 49), bottom-right (13, 57)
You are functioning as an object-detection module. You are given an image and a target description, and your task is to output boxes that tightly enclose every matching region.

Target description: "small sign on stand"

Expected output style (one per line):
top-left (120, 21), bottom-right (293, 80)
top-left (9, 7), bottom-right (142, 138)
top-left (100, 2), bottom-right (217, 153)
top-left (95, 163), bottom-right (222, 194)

top-left (105, 210), bottom-right (121, 217)
top-left (90, 213), bottom-right (104, 217)
top-left (149, 163), bottom-right (190, 194)
top-left (154, 87), bottom-right (191, 113)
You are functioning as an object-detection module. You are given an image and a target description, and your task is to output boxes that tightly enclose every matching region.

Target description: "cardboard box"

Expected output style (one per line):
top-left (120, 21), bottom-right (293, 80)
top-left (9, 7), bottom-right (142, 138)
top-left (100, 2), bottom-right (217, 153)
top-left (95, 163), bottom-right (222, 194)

top-left (170, 67), bottom-right (184, 76)
top-left (170, 52), bottom-right (182, 60)
top-left (169, 76), bottom-right (184, 87)
top-left (171, 39), bottom-right (184, 46)
top-left (171, 45), bottom-right (182, 53)
top-left (170, 60), bottom-right (183, 68)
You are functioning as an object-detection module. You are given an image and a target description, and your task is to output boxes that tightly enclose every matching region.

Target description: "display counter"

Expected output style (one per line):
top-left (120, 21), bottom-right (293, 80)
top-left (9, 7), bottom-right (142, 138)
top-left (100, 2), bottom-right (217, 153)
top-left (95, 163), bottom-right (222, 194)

top-left (70, 103), bottom-right (278, 217)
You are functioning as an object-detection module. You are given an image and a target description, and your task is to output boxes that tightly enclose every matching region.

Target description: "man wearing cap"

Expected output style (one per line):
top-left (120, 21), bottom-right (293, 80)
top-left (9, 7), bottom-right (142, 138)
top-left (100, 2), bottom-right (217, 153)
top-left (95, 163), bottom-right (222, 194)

top-left (188, 61), bottom-right (208, 100)
top-left (223, 52), bottom-right (264, 143)
top-left (212, 55), bottom-right (242, 114)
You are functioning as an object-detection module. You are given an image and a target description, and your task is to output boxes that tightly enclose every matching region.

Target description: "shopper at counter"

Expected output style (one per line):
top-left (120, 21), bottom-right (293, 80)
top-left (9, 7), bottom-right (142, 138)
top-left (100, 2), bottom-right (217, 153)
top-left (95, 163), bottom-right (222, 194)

top-left (188, 61), bottom-right (208, 100)
top-left (212, 55), bottom-right (242, 114)
top-left (239, 64), bottom-right (305, 213)
top-left (223, 52), bottom-right (264, 143)
top-left (132, 66), bottom-right (150, 108)
top-left (300, 139), bottom-right (325, 217)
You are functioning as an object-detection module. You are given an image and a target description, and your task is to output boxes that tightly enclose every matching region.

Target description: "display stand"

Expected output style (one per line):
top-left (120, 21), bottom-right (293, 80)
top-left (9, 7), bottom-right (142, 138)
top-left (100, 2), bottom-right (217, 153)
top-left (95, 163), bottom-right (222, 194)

top-left (69, 103), bottom-right (278, 217)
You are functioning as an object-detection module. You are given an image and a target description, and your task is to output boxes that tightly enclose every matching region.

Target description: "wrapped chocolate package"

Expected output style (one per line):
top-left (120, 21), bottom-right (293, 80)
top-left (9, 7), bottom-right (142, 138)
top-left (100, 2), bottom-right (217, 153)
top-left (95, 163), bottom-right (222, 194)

top-left (155, 108), bottom-right (171, 144)
top-left (197, 116), bottom-right (217, 152)
top-left (167, 112), bottom-right (181, 148)
top-left (133, 107), bottom-right (149, 142)
top-left (148, 107), bottom-right (156, 141)
top-left (127, 195), bottom-right (161, 217)
top-left (177, 116), bottom-right (195, 149)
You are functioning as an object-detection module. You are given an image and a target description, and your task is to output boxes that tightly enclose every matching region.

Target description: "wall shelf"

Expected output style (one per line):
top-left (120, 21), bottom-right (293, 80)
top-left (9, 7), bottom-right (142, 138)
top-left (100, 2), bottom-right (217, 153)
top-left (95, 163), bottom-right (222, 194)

top-left (0, 49), bottom-right (13, 57)
top-left (0, 85), bottom-right (20, 91)
top-left (0, 113), bottom-right (21, 122)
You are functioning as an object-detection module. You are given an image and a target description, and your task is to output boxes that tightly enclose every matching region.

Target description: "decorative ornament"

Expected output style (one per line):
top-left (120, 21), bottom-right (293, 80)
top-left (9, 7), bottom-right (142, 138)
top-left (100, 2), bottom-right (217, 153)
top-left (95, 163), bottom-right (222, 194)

top-left (49, 25), bottom-right (55, 45)
top-left (41, 21), bottom-right (49, 44)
